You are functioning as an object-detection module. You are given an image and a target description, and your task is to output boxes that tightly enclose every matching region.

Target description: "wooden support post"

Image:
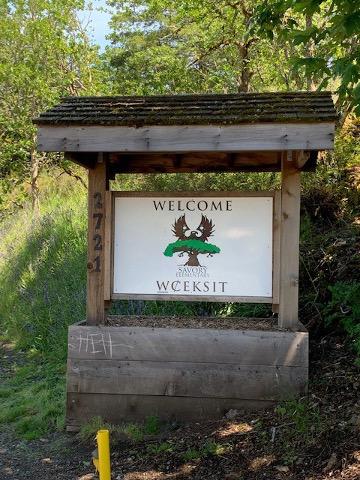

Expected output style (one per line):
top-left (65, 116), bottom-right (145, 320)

top-left (272, 190), bottom-right (281, 313)
top-left (104, 190), bottom-right (112, 302)
top-left (87, 154), bottom-right (106, 325)
top-left (278, 151), bottom-right (301, 329)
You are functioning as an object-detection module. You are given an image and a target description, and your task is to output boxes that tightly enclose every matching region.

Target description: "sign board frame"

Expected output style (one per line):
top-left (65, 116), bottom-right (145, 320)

top-left (106, 191), bottom-right (280, 304)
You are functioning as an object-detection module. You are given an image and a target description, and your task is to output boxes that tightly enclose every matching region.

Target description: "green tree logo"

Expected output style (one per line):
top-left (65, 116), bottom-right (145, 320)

top-left (164, 215), bottom-right (221, 267)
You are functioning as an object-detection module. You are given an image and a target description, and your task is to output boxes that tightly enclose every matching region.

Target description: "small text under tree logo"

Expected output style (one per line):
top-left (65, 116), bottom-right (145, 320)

top-left (163, 215), bottom-right (221, 266)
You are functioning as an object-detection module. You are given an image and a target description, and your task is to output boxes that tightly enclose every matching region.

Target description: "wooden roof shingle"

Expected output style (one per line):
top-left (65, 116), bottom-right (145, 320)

top-left (33, 92), bottom-right (337, 127)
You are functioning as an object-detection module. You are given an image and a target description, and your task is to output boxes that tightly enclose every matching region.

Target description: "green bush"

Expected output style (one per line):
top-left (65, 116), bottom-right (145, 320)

top-left (324, 281), bottom-right (360, 357)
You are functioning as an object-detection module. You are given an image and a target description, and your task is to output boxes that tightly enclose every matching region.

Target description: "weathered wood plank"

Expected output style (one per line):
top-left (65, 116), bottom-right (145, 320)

top-left (60, 151), bottom-right (318, 173)
top-left (66, 393), bottom-right (274, 424)
top-left (278, 152), bottom-right (301, 329)
top-left (103, 190), bottom-right (112, 302)
top-left (272, 190), bottom-right (281, 311)
top-left (86, 156), bottom-right (106, 325)
top-left (37, 123), bottom-right (335, 152)
top-left (67, 359), bottom-right (308, 400)
top-left (108, 151), bottom-right (281, 174)
top-left (68, 325), bottom-right (308, 366)
top-left (110, 293), bottom-right (272, 303)
top-left (112, 190), bottom-right (275, 197)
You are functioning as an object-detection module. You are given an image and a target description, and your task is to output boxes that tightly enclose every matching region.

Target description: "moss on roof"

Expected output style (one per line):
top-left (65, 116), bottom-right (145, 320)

top-left (33, 92), bottom-right (337, 126)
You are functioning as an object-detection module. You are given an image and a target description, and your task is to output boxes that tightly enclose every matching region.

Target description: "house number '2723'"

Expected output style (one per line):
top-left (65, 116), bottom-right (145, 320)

top-left (91, 192), bottom-right (103, 272)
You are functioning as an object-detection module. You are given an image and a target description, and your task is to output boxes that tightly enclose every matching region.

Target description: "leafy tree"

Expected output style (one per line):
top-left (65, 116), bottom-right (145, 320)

top-left (164, 239), bottom-right (220, 267)
top-left (0, 0), bottom-right (104, 212)
top-left (253, 0), bottom-right (360, 118)
top-left (105, 0), bottom-right (302, 95)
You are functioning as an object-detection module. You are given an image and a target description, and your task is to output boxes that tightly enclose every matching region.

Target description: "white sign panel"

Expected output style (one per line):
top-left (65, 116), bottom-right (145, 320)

top-left (113, 194), bottom-right (273, 300)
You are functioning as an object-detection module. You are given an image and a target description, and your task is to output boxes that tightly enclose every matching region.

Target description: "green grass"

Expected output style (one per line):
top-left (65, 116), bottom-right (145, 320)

top-left (78, 415), bottom-right (162, 443)
top-left (0, 175), bottom-right (86, 439)
top-left (0, 174), bottom-right (88, 362)
top-left (147, 442), bottom-right (174, 454)
top-left (181, 441), bottom-right (229, 461)
top-left (0, 359), bottom-right (65, 440)
top-left (182, 448), bottom-right (202, 461)
top-left (273, 398), bottom-right (327, 465)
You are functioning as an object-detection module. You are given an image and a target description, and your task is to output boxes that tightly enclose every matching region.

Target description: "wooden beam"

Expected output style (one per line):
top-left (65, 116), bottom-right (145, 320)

top-left (64, 152), bottom-right (98, 169)
top-left (64, 150), bottom-right (319, 174)
top-left (296, 150), bottom-right (310, 169)
top-left (67, 359), bottom-right (307, 400)
top-left (278, 152), bottom-right (301, 329)
top-left (67, 393), bottom-right (274, 426)
top-left (68, 325), bottom-right (308, 365)
top-left (37, 122), bottom-right (335, 152)
top-left (86, 154), bottom-right (106, 325)
top-left (111, 293), bottom-right (272, 303)
top-left (108, 151), bottom-right (281, 174)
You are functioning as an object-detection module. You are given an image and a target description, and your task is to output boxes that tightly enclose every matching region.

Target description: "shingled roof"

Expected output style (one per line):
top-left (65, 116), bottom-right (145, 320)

top-left (33, 92), bottom-right (336, 127)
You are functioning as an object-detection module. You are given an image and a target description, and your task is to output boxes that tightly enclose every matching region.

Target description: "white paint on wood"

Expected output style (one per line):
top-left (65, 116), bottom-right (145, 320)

top-left (68, 325), bottom-right (309, 366)
top-left (37, 123), bottom-right (335, 152)
top-left (112, 194), bottom-right (273, 299)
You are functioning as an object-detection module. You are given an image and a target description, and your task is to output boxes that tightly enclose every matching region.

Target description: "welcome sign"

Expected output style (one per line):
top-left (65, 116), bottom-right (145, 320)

top-left (112, 193), bottom-right (274, 301)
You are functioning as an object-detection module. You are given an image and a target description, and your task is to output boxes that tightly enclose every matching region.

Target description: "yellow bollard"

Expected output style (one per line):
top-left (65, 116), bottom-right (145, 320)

top-left (96, 429), bottom-right (111, 480)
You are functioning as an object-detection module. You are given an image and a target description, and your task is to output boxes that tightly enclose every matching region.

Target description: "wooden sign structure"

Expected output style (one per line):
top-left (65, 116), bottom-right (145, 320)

top-left (34, 92), bottom-right (336, 428)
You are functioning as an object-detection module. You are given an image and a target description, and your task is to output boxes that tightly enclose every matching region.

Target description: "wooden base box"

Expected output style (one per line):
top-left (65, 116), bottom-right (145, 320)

top-left (66, 318), bottom-right (308, 428)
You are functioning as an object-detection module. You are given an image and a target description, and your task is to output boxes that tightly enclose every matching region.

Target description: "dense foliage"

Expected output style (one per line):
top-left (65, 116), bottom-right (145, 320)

top-left (0, 0), bottom-right (104, 212)
top-left (253, 0), bottom-right (360, 116)
top-left (105, 0), bottom-right (317, 94)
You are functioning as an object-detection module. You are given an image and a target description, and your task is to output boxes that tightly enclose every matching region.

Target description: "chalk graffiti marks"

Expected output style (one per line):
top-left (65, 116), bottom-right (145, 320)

top-left (68, 332), bottom-right (133, 358)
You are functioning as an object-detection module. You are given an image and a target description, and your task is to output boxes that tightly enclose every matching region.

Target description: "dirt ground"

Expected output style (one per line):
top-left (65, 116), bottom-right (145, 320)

top-left (0, 338), bottom-right (359, 480)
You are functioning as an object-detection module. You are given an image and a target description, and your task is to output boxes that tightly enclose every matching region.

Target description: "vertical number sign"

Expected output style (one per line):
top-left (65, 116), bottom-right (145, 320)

top-left (87, 159), bottom-right (106, 325)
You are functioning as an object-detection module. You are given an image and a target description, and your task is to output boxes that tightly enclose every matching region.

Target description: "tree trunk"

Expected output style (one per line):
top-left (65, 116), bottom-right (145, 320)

top-left (237, 42), bottom-right (253, 93)
top-left (236, 4), bottom-right (254, 93)
top-left (30, 148), bottom-right (40, 215)
top-left (185, 252), bottom-right (201, 267)
top-left (305, 13), bottom-right (316, 92)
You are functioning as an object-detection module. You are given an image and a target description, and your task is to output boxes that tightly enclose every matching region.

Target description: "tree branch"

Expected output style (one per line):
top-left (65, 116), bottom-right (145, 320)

top-left (188, 38), bottom-right (231, 67)
top-left (60, 166), bottom-right (87, 188)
